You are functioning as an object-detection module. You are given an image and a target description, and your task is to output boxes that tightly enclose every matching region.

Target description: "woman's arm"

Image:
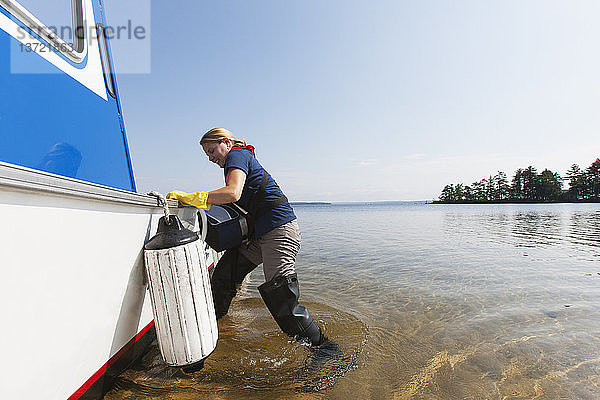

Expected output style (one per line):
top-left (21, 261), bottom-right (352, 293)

top-left (207, 168), bottom-right (246, 205)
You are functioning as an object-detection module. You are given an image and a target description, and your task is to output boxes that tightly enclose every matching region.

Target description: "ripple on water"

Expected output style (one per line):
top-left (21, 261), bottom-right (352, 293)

top-left (104, 297), bottom-right (368, 399)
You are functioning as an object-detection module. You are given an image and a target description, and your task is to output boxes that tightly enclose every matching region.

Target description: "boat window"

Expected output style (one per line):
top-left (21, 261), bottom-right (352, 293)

top-left (0, 0), bottom-right (85, 61)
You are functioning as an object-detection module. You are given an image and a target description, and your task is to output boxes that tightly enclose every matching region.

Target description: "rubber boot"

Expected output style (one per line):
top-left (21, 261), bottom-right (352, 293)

top-left (210, 248), bottom-right (257, 319)
top-left (258, 273), bottom-right (326, 346)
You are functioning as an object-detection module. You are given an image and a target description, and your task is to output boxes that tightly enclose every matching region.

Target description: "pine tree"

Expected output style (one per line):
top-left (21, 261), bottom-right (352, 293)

top-left (510, 169), bottom-right (524, 200)
top-left (521, 166), bottom-right (539, 201)
top-left (565, 164), bottom-right (584, 200)
top-left (439, 184), bottom-right (455, 202)
top-left (539, 169), bottom-right (563, 201)
top-left (495, 171), bottom-right (509, 200)
top-left (586, 158), bottom-right (600, 200)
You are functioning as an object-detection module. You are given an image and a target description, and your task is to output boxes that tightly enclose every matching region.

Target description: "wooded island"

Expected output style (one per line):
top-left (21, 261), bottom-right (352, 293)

top-left (435, 158), bottom-right (600, 203)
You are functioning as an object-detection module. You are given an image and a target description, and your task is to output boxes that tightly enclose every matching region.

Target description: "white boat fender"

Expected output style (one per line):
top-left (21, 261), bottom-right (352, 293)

top-left (143, 197), bottom-right (218, 367)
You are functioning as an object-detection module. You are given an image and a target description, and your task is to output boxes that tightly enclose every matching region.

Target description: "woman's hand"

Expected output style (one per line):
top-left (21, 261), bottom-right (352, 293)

top-left (167, 168), bottom-right (246, 208)
top-left (166, 191), bottom-right (210, 210)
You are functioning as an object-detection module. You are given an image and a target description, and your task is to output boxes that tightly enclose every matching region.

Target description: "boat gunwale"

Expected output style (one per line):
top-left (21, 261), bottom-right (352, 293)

top-left (0, 161), bottom-right (178, 208)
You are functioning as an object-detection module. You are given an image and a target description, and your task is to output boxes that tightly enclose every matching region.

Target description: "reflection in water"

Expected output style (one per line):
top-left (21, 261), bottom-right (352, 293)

top-left (511, 212), bottom-right (563, 247)
top-left (106, 203), bottom-right (600, 399)
top-left (106, 294), bottom-right (366, 399)
top-left (37, 142), bottom-right (82, 178)
top-left (568, 212), bottom-right (600, 251)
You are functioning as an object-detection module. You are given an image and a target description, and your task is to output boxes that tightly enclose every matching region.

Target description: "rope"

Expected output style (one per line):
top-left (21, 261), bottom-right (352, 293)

top-left (147, 191), bottom-right (171, 224)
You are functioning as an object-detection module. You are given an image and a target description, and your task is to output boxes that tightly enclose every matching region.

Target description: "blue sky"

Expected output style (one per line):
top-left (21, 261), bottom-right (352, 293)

top-left (108, 0), bottom-right (600, 201)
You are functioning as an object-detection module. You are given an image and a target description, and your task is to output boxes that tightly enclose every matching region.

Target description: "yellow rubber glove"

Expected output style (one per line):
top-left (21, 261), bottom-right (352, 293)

top-left (166, 191), bottom-right (211, 210)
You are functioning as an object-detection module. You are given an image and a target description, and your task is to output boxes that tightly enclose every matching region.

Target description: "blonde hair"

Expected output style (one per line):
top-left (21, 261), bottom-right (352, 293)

top-left (200, 128), bottom-right (247, 147)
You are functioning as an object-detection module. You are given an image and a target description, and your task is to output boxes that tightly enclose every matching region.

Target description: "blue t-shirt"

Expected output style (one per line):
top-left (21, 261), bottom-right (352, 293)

top-left (224, 148), bottom-right (296, 239)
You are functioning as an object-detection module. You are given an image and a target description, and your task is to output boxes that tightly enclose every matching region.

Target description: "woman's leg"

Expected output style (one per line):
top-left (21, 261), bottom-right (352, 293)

top-left (210, 246), bottom-right (258, 319)
top-left (256, 220), bottom-right (326, 346)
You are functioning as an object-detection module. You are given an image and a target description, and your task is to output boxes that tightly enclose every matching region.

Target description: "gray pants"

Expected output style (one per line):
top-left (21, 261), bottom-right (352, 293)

top-left (239, 219), bottom-right (301, 282)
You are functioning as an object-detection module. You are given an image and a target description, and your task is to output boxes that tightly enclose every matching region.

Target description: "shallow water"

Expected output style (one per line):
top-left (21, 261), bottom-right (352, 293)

top-left (105, 202), bottom-right (600, 399)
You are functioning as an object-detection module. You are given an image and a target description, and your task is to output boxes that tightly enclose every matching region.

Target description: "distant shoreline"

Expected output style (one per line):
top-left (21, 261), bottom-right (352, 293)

top-left (290, 200), bottom-right (431, 205)
top-left (432, 200), bottom-right (600, 204)
top-left (290, 200), bottom-right (600, 205)
top-left (290, 201), bottom-right (332, 205)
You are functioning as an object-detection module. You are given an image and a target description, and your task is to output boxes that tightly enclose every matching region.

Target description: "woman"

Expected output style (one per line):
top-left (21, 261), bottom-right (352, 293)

top-left (168, 128), bottom-right (327, 347)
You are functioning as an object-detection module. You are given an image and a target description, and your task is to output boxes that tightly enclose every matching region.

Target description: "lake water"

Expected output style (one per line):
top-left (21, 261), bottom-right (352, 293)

top-left (105, 202), bottom-right (600, 399)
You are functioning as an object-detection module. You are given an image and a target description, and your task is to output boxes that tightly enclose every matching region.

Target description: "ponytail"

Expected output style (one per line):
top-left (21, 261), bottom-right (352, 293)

top-left (200, 128), bottom-right (247, 147)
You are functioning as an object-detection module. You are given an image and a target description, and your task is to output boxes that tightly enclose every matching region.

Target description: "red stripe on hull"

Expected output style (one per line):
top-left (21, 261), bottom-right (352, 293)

top-left (68, 320), bottom-right (155, 400)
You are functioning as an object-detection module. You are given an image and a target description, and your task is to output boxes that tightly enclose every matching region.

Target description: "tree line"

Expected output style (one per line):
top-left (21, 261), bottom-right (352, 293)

top-left (436, 158), bottom-right (600, 203)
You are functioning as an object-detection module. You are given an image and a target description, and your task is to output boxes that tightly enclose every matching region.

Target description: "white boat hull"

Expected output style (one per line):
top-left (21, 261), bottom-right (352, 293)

top-left (0, 164), bottom-right (218, 399)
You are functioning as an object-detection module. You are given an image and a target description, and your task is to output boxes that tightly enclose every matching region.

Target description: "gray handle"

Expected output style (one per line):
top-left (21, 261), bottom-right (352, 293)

top-left (198, 209), bottom-right (208, 242)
